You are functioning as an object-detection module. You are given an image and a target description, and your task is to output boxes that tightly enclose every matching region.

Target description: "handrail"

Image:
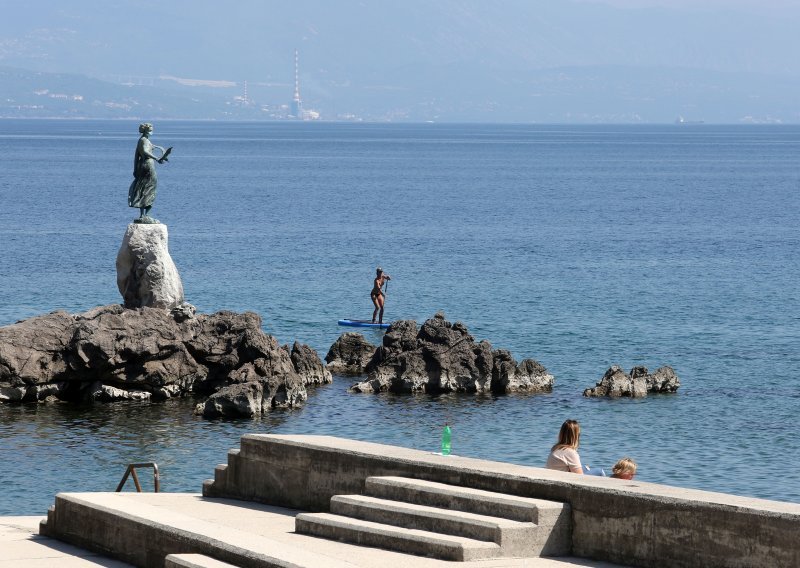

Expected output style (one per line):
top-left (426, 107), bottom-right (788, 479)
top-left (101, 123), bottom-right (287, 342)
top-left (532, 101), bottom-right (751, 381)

top-left (116, 462), bottom-right (160, 493)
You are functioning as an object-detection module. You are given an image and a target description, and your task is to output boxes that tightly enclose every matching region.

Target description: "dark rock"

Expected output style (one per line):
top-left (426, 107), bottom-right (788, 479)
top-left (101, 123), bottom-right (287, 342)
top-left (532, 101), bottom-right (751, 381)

top-left (0, 304), bottom-right (325, 418)
top-left (196, 382), bottom-right (264, 418)
top-left (584, 364), bottom-right (680, 397)
top-left (349, 375), bottom-right (391, 393)
top-left (0, 386), bottom-right (26, 403)
top-left (66, 304), bottom-right (204, 392)
top-left (0, 310), bottom-right (75, 387)
top-left (196, 366), bottom-right (308, 419)
top-left (28, 382), bottom-right (67, 403)
top-left (493, 350), bottom-right (554, 393)
top-left (324, 332), bottom-right (377, 375)
top-left (645, 366), bottom-right (681, 393)
top-left (291, 342), bottom-right (332, 386)
top-left (348, 312), bottom-right (553, 395)
top-left (170, 303), bottom-right (197, 323)
top-left (376, 319), bottom-right (419, 357)
top-left (583, 365), bottom-right (647, 398)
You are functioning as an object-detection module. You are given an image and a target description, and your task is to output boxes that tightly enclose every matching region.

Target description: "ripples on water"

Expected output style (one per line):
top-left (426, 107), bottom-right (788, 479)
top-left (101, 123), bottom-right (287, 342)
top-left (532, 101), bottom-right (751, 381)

top-left (0, 121), bottom-right (798, 514)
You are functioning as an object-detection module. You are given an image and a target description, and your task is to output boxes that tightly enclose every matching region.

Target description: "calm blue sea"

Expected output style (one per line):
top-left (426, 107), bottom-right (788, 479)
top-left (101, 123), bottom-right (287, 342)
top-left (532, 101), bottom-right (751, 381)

top-left (0, 120), bottom-right (798, 515)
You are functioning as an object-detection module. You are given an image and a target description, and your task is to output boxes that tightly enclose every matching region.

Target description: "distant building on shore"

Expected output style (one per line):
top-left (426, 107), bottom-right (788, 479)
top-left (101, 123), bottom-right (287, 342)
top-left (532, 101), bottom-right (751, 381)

top-left (290, 49), bottom-right (320, 120)
top-left (675, 115), bottom-right (704, 124)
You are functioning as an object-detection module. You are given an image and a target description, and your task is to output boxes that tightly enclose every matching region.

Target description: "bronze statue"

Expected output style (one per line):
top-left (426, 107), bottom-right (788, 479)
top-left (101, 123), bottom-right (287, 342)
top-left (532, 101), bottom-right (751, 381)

top-left (128, 123), bottom-right (172, 223)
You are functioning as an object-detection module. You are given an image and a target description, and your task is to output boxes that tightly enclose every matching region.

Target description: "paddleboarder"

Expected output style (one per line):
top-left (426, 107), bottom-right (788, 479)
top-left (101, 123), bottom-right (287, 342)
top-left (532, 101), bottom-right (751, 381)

top-left (371, 267), bottom-right (391, 324)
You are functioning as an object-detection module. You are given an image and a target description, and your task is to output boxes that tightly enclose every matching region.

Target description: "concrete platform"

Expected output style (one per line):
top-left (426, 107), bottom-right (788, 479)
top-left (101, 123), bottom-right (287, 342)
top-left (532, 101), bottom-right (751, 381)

top-left (207, 434), bottom-right (800, 567)
top-left (0, 516), bottom-right (131, 567)
top-left (25, 493), bottom-right (623, 568)
top-left (296, 476), bottom-right (570, 559)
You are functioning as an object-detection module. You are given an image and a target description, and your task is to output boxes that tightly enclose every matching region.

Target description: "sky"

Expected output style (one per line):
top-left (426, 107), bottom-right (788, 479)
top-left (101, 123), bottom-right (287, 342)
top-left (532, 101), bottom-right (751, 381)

top-left (3, 0), bottom-right (799, 77)
top-left (0, 0), bottom-right (800, 75)
top-left (591, 0), bottom-right (797, 12)
top-left (1, 0), bottom-right (799, 121)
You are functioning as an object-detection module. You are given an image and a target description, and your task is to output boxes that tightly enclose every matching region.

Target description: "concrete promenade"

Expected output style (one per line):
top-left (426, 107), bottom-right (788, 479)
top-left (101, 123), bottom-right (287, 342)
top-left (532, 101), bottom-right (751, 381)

top-left (10, 434), bottom-right (800, 566)
top-left (206, 434), bottom-right (800, 567)
top-left (3, 496), bottom-right (620, 568)
top-left (0, 516), bottom-right (130, 567)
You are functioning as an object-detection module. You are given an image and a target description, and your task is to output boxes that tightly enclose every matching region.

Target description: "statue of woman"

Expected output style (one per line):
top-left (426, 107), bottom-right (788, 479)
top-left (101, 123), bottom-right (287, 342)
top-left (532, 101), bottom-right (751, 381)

top-left (128, 123), bottom-right (171, 223)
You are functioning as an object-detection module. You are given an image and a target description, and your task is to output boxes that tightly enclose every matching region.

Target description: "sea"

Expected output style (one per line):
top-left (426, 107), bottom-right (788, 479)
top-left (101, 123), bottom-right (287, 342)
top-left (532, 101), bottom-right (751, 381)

top-left (0, 119), bottom-right (798, 516)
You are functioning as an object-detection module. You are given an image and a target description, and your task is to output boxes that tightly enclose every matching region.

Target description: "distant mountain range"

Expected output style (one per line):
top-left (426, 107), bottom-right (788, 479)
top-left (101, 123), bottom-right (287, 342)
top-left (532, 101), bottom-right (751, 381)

top-left (0, 66), bottom-right (286, 120)
top-left (2, 64), bottom-right (797, 123)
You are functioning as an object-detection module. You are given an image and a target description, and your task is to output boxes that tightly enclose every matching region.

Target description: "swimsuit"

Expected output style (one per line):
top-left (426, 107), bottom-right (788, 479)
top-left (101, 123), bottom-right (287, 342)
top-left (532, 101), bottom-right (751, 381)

top-left (371, 279), bottom-right (384, 298)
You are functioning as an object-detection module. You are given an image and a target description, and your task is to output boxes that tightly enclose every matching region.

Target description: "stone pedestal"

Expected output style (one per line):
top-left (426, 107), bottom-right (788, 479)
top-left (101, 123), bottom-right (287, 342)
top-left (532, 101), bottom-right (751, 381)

top-left (116, 223), bottom-right (184, 309)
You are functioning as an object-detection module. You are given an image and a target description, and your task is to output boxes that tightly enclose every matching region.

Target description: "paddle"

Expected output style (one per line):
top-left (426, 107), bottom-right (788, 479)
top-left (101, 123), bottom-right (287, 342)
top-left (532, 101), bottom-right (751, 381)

top-left (380, 279), bottom-right (388, 324)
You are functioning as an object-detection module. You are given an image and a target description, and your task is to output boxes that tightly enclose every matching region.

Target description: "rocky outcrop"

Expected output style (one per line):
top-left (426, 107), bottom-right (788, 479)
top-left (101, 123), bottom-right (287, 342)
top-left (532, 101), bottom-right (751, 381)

top-left (347, 312), bottom-right (553, 394)
top-left (583, 365), bottom-right (647, 398)
top-left (324, 332), bottom-right (377, 375)
top-left (290, 342), bottom-right (333, 386)
top-left (583, 365), bottom-right (680, 398)
top-left (492, 350), bottom-right (555, 392)
top-left (196, 368), bottom-right (307, 419)
top-left (644, 366), bottom-right (681, 393)
top-left (0, 304), bottom-right (329, 418)
top-left (116, 223), bottom-right (185, 310)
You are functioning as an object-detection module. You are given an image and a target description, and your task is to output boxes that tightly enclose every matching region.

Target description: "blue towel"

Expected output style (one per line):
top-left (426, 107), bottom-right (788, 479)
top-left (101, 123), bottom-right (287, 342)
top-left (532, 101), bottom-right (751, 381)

top-left (583, 465), bottom-right (606, 476)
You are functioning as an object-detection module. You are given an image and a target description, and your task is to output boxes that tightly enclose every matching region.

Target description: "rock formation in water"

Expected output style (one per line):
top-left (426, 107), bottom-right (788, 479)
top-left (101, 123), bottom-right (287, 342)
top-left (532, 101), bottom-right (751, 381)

top-left (341, 312), bottom-right (554, 394)
top-left (324, 332), bottom-right (378, 375)
top-left (116, 223), bottom-right (185, 310)
top-left (0, 304), bottom-right (330, 418)
top-left (583, 365), bottom-right (680, 397)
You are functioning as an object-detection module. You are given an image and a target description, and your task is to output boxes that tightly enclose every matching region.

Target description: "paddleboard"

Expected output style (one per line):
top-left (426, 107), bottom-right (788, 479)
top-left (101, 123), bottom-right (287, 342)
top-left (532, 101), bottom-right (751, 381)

top-left (338, 319), bottom-right (390, 329)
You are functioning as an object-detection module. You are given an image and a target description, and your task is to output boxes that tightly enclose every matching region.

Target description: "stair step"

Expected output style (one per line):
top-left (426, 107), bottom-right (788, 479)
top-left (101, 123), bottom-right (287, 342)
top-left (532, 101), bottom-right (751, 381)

top-left (364, 476), bottom-right (568, 524)
top-left (165, 554), bottom-right (239, 568)
top-left (330, 494), bottom-right (531, 546)
top-left (43, 493), bottom-right (357, 568)
top-left (295, 512), bottom-right (500, 562)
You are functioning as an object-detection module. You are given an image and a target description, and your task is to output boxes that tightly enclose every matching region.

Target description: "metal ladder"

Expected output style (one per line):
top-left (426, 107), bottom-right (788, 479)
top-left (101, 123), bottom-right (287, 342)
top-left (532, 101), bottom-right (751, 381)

top-left (116, 462), bottom-right (160, 492)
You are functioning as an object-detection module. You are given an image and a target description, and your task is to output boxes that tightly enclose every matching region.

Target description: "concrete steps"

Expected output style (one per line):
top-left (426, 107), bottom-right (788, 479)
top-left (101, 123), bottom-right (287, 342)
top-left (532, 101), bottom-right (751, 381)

top-left (365, 476), bottom-right (567, 525)
top-left (296, 512), bottom-right (499, 562)
top-left (294, 476), bottom-right (571, 561)
top-left (165, 554), bottom-right (239, 568)
top-left (330, 494), bottom-right (532, 543)
top-left (40, 492), bottom-right (358, 568)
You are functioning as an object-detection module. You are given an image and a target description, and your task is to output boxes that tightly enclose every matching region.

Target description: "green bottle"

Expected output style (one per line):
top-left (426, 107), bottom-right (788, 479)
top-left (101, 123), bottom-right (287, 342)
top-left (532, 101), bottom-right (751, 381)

top-left (441, 423), bottom-right (452, 456)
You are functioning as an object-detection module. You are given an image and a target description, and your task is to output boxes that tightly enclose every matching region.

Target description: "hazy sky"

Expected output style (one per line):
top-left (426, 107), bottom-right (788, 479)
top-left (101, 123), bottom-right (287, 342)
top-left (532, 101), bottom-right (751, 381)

top-left (2, 0), bottom-right (799, 78)
top-left (2, 0), bottom-right (799, 121)
top-left (590, 0), bottom-right (798, 12)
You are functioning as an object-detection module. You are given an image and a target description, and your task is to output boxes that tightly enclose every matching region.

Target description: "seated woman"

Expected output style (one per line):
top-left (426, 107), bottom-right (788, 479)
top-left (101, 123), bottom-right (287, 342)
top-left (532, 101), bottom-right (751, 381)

top-left (611, 457), bottom-right (637, 480)
top-left (545, 419), bottom-right (583, 474)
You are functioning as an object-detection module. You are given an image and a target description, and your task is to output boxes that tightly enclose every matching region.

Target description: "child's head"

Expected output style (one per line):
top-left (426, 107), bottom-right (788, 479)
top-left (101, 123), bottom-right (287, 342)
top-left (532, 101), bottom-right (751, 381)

top-left (612, 457), bottom-right (637, 480)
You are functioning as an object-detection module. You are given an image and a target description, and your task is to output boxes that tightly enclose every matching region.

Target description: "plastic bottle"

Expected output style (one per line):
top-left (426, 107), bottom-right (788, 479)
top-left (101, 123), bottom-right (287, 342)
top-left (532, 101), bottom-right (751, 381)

top-left (441, 423), bottom-right (452, 456)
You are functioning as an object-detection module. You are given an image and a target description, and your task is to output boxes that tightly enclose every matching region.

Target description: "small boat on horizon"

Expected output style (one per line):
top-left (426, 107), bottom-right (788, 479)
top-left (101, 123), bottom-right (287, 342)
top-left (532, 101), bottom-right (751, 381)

top-left (675, 115), bottom-right (704, 125)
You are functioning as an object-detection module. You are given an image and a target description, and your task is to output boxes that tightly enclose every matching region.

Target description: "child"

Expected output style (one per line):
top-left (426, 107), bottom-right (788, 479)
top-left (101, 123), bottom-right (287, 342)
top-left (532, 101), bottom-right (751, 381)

top-left (611, 457), bottom-right (637, 480)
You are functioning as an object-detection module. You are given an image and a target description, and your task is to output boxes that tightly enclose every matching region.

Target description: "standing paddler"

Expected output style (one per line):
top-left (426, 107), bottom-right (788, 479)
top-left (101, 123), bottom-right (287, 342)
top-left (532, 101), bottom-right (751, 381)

top-left (371, 267), bottom-right (391, 324)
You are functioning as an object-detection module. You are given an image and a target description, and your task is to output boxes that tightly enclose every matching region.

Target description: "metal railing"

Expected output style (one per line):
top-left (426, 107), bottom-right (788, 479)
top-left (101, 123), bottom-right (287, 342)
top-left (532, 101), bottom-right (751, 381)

top-left (116, 462), bottom-right (160, 493)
